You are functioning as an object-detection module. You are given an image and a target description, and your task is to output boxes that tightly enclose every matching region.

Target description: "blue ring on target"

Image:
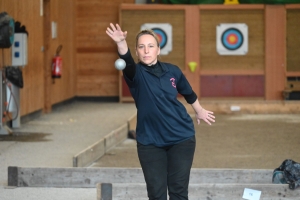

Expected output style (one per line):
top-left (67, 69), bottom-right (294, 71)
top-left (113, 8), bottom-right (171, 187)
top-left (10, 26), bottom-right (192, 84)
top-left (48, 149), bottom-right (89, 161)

top-left (152, 28), bottom-right (167, 49)
top-left (221, 28), bottom-right (243, 50)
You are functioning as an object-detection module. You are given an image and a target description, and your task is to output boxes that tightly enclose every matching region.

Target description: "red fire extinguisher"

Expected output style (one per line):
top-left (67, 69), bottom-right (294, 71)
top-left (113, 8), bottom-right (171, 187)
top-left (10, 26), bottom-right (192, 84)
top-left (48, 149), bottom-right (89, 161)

top-left (52, 45), bottom-right (63, 78)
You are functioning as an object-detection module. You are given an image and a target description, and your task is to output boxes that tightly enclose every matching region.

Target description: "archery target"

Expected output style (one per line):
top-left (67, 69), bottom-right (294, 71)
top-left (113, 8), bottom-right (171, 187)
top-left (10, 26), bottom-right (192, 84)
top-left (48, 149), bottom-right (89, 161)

top-left (216, 23), bottom-right (248, 55)
top-left (141, 23), bottom-right (172, 55)
top-left (152, 28), bottom-right (167, 49)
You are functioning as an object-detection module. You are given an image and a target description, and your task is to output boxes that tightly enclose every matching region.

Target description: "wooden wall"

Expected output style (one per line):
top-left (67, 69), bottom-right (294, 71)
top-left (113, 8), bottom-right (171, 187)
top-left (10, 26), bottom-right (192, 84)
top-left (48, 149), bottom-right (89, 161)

top-left (0, 0), bottom-right (44, 116)
top-left (200, 9), bottom-right (265, 73)
top-left (0, 0), bottom-right (76, 116)
top-left (286, 6), bottom-right (300, 74)
top-left (200, 6), bottom-right (265, 98)
top-left (119, 4), bottom-right (300, 101)
top-left (120, 5), bottom-right (188, 101)
top-left (48, 0), bottom-right (76, 106)
top-left (121, 9), bottom-right (185, 69)
top-left (75, 0), bottom-right (135, 97)
top-left (1, 1), bottom-right (300, 119)
top-left (1, 0), bottom-right (137, 119)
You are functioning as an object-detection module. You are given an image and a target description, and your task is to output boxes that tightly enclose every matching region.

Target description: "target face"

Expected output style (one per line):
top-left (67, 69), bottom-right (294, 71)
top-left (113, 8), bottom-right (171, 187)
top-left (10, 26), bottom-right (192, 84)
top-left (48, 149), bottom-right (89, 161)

top-left (141, 23), bottom-right (172, 55)
top-left (222, 28), bottom-right (243, 50)
top-left (152, 28), bottom-right (167, 49)
top-left (217, 23), bottom-right (248, 55)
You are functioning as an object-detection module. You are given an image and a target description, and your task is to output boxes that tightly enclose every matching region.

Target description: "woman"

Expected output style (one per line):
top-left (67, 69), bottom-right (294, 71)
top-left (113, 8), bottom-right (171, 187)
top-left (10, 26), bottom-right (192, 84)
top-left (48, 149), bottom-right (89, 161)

top-left (106, 23), bottom-right (215, 200)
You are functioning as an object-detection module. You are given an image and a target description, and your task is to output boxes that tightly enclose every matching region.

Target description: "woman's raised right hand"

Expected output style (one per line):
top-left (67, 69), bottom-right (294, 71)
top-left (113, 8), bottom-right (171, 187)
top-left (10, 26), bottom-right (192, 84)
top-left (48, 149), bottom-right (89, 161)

top-left (106, 23), bottom-right (127, 44)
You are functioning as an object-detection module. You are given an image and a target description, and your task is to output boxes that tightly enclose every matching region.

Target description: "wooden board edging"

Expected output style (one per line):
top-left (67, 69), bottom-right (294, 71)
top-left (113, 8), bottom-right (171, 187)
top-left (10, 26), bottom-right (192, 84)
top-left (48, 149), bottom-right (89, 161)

top-left (73, 123), bottom-right (128, 167)
top-left (8, 167), bottom-right (274, 188)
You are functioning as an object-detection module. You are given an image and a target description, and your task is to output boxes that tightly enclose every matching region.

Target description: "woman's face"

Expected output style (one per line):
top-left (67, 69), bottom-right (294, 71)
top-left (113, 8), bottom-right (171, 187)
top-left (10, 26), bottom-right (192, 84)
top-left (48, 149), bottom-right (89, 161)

top-left (136, 34), bottom-right (160, 66)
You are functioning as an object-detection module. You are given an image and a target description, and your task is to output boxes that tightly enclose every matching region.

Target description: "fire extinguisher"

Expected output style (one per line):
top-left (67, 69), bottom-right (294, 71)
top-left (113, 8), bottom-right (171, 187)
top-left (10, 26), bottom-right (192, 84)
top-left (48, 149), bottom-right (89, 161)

top-left (52, 45), bottom-right (63, 78)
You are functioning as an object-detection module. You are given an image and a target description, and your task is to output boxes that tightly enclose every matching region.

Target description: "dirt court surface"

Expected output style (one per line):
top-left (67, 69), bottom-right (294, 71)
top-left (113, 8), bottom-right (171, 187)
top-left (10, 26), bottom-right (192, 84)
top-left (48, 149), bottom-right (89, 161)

top-left (91, 114), bottom-right (300, 169)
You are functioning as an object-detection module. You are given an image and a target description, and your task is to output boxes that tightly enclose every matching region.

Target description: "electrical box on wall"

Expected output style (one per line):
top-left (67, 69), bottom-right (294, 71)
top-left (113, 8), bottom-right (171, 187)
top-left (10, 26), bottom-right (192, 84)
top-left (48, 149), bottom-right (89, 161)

top-left (12, 33), bottom-right (28, 66)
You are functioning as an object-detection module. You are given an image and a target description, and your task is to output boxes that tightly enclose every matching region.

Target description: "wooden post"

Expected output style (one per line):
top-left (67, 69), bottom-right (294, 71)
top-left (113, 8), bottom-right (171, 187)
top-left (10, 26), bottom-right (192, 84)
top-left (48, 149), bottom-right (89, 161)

top-left (97, 183), bottom-right (112, 200)
top-left (7, 166), bottom-right (18, 187)
top-left (265, 5), bottom-right (286, 100)
top-left (43, 0), bottom-right (52, 113)
top-left (185, 6), bottom-right (200, 98)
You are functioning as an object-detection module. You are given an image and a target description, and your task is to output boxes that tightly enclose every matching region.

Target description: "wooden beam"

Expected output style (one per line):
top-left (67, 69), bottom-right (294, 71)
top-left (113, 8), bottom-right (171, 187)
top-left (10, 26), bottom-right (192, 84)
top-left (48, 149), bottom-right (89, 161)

top-left (265, 5), bottom-right (286, 100)
top-left (285, 4), bottom-right (300, 9)
top-left (97, 183), bottom-right (300, 200)
top-left (198, 4), bottom-right (264, 10)
top-left (120, 4), bottom-right (265, 11)
top-left (120, 4), bottom-right (186, 10)
top-left (43, 0), bottom-right (52, 113)
top-left (73, 138), bottom-right (105, 168)
top-left (73, 123), bottom-right (128, 167)
top-left (97, 183), bottom-right (112, 200)
top-left (184, 6), bottom-right (200, 98)
top-left (77, 47), bottom-right (116, 53)
top-left (7, 167), bottom-right (273, 188)
top-left (201, 69), bottom-right (264, 75)
top-left (286, 72), bottom-right (300, 77)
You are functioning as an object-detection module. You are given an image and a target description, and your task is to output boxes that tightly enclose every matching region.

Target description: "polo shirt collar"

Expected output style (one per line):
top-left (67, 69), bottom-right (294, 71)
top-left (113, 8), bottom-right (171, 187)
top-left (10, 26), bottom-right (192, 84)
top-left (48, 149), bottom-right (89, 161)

top-left (139, 61), bottom-right (169, 73)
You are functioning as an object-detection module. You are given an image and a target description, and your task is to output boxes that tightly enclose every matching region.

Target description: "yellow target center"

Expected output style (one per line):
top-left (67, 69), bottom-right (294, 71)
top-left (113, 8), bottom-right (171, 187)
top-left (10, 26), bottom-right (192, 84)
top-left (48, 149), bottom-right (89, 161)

top-left (229, 35), bottom-right (237, 44)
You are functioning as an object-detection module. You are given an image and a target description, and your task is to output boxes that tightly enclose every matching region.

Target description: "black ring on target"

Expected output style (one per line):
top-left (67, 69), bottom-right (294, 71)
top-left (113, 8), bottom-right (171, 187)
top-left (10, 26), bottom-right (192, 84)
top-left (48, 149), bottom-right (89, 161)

top-left (152, 28), bottom-right (167, 49)
top-left (221, 28), bottom-right (243, 51)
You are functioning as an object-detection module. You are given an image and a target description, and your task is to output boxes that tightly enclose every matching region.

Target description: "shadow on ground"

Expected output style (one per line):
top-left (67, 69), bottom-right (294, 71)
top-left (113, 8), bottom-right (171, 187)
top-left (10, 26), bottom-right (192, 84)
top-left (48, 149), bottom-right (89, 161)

top-left (0, 132), bottom-right (52, 142)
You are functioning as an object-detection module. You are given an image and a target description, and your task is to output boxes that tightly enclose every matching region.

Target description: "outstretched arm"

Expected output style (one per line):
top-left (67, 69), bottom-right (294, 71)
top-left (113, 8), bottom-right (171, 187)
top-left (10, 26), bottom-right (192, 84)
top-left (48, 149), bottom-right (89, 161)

top-left (106, 23), bottom-right (136, 80)
top-left (191, 99), bottom-right (215, 125)
top-left (106, 23), bottom-right (128, 55)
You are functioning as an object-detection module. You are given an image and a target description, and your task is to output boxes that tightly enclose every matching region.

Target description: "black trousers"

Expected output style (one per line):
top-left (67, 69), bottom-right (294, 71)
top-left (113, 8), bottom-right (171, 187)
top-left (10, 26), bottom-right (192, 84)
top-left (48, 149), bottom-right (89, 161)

top-left (137, 136), bottom-right (196, 200)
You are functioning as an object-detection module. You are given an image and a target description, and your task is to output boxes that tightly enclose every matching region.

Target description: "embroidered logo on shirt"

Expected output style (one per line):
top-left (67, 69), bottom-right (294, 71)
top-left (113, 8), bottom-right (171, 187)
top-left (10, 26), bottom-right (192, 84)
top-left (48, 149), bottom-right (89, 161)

top-left (170, 78), bottom-right (176, 88)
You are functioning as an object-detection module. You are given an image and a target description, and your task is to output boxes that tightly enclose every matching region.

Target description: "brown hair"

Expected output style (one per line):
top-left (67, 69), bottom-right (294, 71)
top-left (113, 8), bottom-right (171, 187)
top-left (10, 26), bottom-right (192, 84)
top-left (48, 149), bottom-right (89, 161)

top-left (135, 29), bottom-right (160, 48)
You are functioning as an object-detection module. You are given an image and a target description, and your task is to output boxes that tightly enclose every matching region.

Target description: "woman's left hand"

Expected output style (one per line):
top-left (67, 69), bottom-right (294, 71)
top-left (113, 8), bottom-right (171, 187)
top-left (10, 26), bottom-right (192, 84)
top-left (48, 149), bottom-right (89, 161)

top-left (196, 108), bottom-right (215, 125)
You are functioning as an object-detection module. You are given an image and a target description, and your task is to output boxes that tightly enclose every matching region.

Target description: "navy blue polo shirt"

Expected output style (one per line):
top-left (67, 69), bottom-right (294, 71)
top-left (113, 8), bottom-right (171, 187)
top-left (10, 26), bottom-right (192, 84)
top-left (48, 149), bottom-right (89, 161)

top-left (121, 52), bottom-right (195, 147)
